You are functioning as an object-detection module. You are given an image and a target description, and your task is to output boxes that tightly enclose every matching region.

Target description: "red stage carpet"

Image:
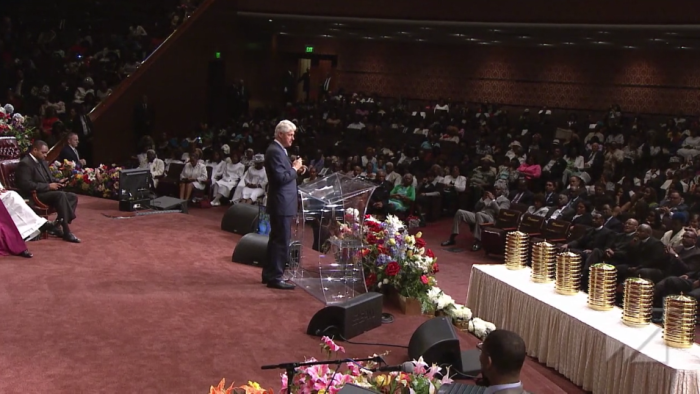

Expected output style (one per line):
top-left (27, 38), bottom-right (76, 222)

top-left (0, 196), bottom-right (582, 393)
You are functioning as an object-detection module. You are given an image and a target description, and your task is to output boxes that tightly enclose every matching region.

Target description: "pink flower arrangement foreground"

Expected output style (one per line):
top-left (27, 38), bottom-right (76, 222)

top-left (49, 159), bottom-right (122, 199)
top-left (211, 337), bottom-right (453, 394)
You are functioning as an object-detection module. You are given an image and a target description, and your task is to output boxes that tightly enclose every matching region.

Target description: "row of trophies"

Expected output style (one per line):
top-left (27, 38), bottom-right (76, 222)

top-left (505, 231), bottom-right (697, 348)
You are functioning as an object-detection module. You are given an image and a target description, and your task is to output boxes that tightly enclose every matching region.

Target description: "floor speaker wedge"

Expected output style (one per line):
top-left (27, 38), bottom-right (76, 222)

top-left (307, 292), bottom-right (383, 340)
top-left (221, 203), bottom-right (259, 235)
top-left (408, 317), bottom-right (481, 378)
top-left (232, 233), bottom-right (269, 267)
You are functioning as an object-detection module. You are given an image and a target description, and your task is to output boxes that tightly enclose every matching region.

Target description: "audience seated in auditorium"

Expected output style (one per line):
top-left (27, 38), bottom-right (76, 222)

top-left (179, 151), bottom-right (208, 202)
top-left (237, 154), bottom-right (268, 204)
top-left (15, 140), bottom-right (80, 243)
top-left (57, 132), bottom-right (86, 169)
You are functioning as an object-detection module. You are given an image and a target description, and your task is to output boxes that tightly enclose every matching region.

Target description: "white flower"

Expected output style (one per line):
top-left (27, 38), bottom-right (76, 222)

top-left (12, 113), bottom-right (24, 123)
top-left (383, 278), bottom-right (388, 284)
top-left (436, 294), bottom-right (455, 310)
top-left (427, 287), bottom-right (443, 301)
top-left (469, 318), bottom-right (489, 339)
top-left (450, 305), bottom-right (473, 321)
top-left (3, 104), bottom-right (14, 115)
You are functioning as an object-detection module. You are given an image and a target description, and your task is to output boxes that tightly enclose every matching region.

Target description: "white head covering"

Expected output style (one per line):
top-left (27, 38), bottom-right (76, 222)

top-left (253, 154), bottom-right (265, 163)
top-left (221, 144), bottom-right (230, 155)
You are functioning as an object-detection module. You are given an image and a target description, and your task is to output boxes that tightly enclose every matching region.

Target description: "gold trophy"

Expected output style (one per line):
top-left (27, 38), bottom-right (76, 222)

top-left (505, 231), bottom-right (528, 270)
top-left (622, 277), bottom-right (654, 327)
top-left (555, 252), bottom-right (581, 295)
top-left (531, 241), bottom-right (555, 283)
top-left (587, 263), bottom-right (617, 311)
top-left (663, 294), bottom-right (697, 348)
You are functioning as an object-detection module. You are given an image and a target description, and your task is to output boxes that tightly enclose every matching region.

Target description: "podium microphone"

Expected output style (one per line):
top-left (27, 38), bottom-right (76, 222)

top-left (371, 361), bottom-right (415, 373)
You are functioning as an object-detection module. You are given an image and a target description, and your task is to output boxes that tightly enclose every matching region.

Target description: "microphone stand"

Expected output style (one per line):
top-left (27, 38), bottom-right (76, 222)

top-left (261, 356), bottom-right (384, 394)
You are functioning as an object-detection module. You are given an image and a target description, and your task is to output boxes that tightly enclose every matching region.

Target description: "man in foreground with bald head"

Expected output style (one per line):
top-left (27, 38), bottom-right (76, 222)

top-left (262, 120), bottom-right (304, 290)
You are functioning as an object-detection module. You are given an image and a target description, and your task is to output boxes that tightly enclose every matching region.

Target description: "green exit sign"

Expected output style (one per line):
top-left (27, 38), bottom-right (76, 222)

top-left (305, 46), bottom-right (314, 53)
top-left (215, 52), bottom-right (221, 59)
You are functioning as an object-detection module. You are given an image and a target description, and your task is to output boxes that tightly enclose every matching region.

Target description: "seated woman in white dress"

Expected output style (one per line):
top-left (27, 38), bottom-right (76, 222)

top-left (179, 151), bottom-right (209, 201)
top-left (239, 154), bottom-right (268, 204)
top-left (0, 181), bottom-right (49, 241)
top-left (211, 152), bottom-right (245, 206)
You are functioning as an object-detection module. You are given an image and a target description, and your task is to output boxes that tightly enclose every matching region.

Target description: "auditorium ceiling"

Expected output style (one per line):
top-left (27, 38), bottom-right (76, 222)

top-left (239, 13), bottom-right (700, 50)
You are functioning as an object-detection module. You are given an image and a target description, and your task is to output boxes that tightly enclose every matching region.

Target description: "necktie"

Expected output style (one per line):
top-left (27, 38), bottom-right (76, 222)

top-left (324, 78), bottom-right (330, 91)
top-left (513, 193), bottom-right (523, 203)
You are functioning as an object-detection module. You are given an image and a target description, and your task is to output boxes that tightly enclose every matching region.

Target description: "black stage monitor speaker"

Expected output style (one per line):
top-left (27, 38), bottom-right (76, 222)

top-left (307, 292), bottom-right (383, 340)
top-left (221, 204), bottom-right (259, 235)
top-left (408, 317), bottom-right (481, 378)
top-left (232, 233), bottom-right (269, 267)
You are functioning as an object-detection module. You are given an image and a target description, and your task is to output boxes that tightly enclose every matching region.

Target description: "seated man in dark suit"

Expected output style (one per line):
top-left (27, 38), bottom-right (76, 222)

top-left (15, 140), bottom-right (80, 243)
top-left (581, 218), bottom-right (638, 290)
top-left (600, 203), bottom-right (622, 233)
top-left (654, 230), bottom-right (700, 306)
top-left (616, 224), bottom-right (666, 284)
top-left (559, 212), bottom-right (614, 263)
top-left (367, 170), bottom-right (393, 216)
top-left (508, 180), bottom-right (534, 206)
top-left (57, 132), bottom-right (85, 169)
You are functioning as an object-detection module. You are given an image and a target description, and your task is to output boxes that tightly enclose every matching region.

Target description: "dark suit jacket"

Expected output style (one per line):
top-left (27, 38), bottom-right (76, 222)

top-left (15, 154), bottom-right (56, 197)
top-left (628, 237), bottom-right (666, 270)
top-left (603, 216), bottom-right (623, 233)
top-left (670, 246), bottom-right (700, 277)
top-left (371, 180), bottom-right (393, 205)
top-left (608, 232), bottom-right (637, 261)
top-left (571, 213), bottom-right (593, 226)
top-left (543, 191), bottom-right (557, 207)
top-left (568, 227), bottom-right (614, 251)
top-left (57, 146), bottom-right (82, 169)
top-left (264, 141), bottom-right (298, 216)
top-left (586, 151), bottom-right (604, 169)
top-left (133, 103), bottom-right (154, 133)
top-left (509, 190), bottom-right (534, 206)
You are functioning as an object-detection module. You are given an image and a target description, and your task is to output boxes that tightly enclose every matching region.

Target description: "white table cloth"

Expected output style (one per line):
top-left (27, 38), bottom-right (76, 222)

top-left (466, 264), bottom-right (700, 394)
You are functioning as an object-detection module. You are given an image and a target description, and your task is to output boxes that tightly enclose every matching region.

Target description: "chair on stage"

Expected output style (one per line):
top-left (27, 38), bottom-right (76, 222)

top-left (480, 209), bottom-right (522, 256)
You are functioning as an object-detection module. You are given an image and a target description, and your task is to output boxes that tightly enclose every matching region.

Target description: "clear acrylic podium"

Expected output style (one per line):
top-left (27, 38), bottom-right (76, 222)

top-left (289, 173), bottom-right (377, 305)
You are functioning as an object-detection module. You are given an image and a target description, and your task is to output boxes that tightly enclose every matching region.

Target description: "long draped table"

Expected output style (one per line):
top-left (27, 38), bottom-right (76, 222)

top-left (466, 264), bottom-right (700, 394)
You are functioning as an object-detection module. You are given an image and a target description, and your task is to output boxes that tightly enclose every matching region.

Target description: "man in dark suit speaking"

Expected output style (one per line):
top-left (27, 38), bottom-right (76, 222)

top-left (15, 140), bottom-right (81, 243)
top-left (262, 120), bottom-right (304, 290)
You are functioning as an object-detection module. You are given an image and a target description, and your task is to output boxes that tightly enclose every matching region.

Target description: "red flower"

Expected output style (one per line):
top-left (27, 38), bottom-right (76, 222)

top-left (415, 238), bottom-right (426, 249)
top-left (425, 249), bottom-right (435, 258)
top-left (420, 275), bottom-right (429, 284)
top-left (366, 234), bottom-right (378, 245)
top-left (377, 245), bottom-right (388, 255)
top-left (361, 249), bottom-right (371, 256)
top-left (432, 262), bottom-right (439, 273)
top-left (385, 262), bottom-right (400, 276)
top-left (365, 273), bottom-right (377, 288)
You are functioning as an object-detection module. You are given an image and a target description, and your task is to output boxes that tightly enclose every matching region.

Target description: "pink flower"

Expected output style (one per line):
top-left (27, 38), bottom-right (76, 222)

top-left (280, 373), bottom-right (288, 390)
top-left (420, 275), bottom-right (429, 284)
top-left (321, 336), bottom-right (345, 353)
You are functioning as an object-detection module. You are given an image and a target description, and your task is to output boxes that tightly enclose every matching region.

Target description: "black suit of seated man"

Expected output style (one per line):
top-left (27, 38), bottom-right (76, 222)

top-left (654, 230), bottom-right (700, 306)
top-left (559, 212), bottom-right (613, 267)
top-left (615, 224), bottom-right (667, 284)
top-left (581, 218), bottom-right (639, 290)
top-left (15, 140), bottom-right (80, 243)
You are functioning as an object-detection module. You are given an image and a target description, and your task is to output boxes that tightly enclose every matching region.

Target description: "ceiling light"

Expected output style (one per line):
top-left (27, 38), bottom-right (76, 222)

top-left (583, 37), bottom-right (593, 40)
top-left (665, 32), bottom-right (678, 36)
top-left (333, 23), bottom-right (344, 26)
top-left (598, 31), bottom-right (609, 34)
top-left (451, 33), bottom-right (465, 37)
top-left (465, 38), bottom-right (479, 41)
top-left (329, 28), bottom-right (340, 31)
top-left (397, 31), bottom-right (409, 35)
top-left (679, 46), bottom-right (692, 49)
top-left (320, 34), bottom-right (332, 38)
top-left (363, 36), bottom-right (374, 40)
top-left (623, 45), bottom-right (636, 49)
top-left (491, 40), bottom-right (500, 44)
top-left (278, 32), bottom-right (287, 35)
top-left (489, 29), bottom-right (501, 32)
top-left (562, 42), bottom-right (575, 45)
top-left (478, 42), bottom-right (491, 45)
top-left (593, 41), bottom-right (610, 45)
top-left (650, 38), bottom-right (664, 42)
top-left (518, 35), bottom-right (530, 39)
top-left (420, 27), bottom-right (432, 30)
top-left (268, 19), bottom-right (273, 22)
top-left (417, 39), bottom-right (426, 42)
top-left (380, 35), bottom-right (391, 39)
top-left (539, 43), bottom-right (553, 47)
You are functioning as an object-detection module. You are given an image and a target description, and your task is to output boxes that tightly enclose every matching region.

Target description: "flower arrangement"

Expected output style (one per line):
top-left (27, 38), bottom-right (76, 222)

top-left (362, 215), bottom-right (439, 310)
top-left (213, 337), bottom-right (452, 394)
top-left (0, 104), bottom-right (35, 152)
top-left (50, 159), bottom-right (122, 199)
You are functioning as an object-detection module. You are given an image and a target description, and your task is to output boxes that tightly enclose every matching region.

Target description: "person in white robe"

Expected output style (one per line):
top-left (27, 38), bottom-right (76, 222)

top-left (238, 154), bottom-right (268, 204)
top-left (0, 181), bottom-right (48, 240)
top-left (146, 150), bottom-right (165, 188)
top-left (211, 152), bottom-right (245, 206)
top-left (179, 152), bottom-right (209, 201)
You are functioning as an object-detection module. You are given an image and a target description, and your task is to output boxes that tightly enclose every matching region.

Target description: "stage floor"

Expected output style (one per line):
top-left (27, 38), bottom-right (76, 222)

top-left (0, 197), bottom-right (582, 394)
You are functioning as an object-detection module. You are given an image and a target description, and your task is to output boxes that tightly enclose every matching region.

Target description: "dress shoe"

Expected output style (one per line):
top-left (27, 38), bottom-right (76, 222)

top-left (261, 278), bottom-right (268, 284)
top-left (47, 227), bottom-right (64, 238)
top-left (19, 250), bottom-right (33, 258)
top-left (471, 243), bottom-right (482, 252)
top-left (267, 280), bottom-right (296, 290)
top-left (63, 233), bottom-right (81, 243)
top-left (441, 240), bottom-right (456, 247)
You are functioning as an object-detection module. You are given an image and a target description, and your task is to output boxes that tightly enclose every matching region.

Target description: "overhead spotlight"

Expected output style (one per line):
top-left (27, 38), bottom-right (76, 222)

top-left (518, 35), bottom-right (530, 39)
top-left (583, 37), bottom-right (593, 40)
top-left (478, 42), bottom-right (491, 45)
top-left (397, 31), bottom-right (410, 35)
top-left (320, 35), bottom-right (332, 38)
top-left (679, 46), bottom-right (692, 49)
top-left (492, 40), bottom-right (500, 44)
top-left (598, 31), bottom-right (609, 34)
top-left (416, 39), bottom-right (426, 42)
top-left (539, 43), bottom-right (553, 47)
top-left (593, 41), bottom-right (610, 45)
top-left (562, 42), bottom-right (575, 45)
top-left (420, 27), bottom-right (432, 30)
top-left (268, 19), bottom-right (273, 22)
top-left (650, 38), bottom-right (664, 42)
top-left (380, 35), bottom-right (391, 39)
top-left (363, 36), bottom-right (374, 40)
top-left (465, 38), bottom-right (479, 41)
top-left (451, 33), bottom-right (465, 37)
top-left (623, 45), bottom-right (636, 49)
top-left (329, 28), bottom-right (340, 31)
top-left (278, 32), bottom-right (288, 35)
top-left (333, 23), bottom-right (345, 26)
top-left (665, 32), bottom-right (678, 36)
top-left (489, 29), bottom-right (501, 32)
